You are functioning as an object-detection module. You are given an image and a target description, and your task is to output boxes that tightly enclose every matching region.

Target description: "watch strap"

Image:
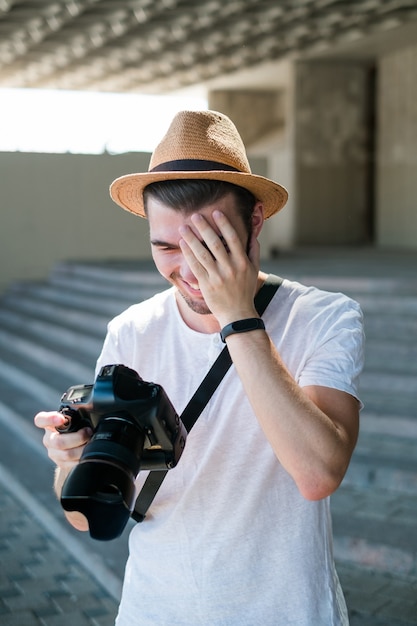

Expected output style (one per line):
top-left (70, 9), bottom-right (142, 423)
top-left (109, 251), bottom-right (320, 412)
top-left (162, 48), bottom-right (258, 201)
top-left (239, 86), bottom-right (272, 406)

top-left (220, 317), bottom-right (265, 342)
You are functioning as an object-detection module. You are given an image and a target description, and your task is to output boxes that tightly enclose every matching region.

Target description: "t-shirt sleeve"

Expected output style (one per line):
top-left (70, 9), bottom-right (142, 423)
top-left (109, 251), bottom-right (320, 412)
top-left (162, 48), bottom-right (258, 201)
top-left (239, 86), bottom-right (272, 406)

top-left (297, 296), bottom-right (365, 406)
top-left (94, 317), bottom-right (125, 377)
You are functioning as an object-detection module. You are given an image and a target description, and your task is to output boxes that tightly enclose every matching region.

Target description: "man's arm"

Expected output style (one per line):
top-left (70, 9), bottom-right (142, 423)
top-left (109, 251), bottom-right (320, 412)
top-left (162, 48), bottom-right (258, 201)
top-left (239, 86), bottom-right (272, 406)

top-left (223, 329), bottom-right (359, 500)
top-left (178, 208), bottom-right (362, 499)
top-left (34, 411), bottom-right (91, 531)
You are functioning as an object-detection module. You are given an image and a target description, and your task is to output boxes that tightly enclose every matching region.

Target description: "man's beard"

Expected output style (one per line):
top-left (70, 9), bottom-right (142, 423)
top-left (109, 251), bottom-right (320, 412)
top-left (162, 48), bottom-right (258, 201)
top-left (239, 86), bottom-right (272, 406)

top-left (177, 288), bottom-right (212, 316)
top-left (170, 272), bottom-right (212, 315)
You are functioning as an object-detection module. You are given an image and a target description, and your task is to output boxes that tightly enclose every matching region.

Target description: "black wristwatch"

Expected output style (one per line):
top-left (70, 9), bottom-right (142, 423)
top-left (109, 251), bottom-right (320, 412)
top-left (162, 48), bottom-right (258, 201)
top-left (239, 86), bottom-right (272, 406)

top-left (220, 317), bottom-right (265, 343)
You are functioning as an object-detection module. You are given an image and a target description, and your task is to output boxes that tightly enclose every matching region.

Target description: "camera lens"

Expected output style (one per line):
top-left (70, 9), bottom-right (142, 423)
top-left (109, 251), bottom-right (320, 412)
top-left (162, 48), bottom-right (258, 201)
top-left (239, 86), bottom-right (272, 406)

top-left (81, 416), bottom-right (146, 477)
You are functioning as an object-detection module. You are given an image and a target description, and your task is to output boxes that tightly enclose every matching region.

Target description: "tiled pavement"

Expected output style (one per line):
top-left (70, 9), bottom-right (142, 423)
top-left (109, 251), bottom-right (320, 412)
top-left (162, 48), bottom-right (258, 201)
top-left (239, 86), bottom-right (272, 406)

top-left (0, 464), bottom-right (119, 626)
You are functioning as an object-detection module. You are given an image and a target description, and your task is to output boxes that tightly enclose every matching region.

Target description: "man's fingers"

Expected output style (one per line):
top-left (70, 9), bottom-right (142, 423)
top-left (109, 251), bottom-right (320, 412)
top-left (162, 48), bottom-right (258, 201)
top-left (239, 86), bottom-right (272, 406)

top-left (211, 211), bottom-right (240, 252)
top-left (178, 228), bottom-right (216, 277)
top-left (41, 426), bottom-right (92, 468)
top-left (178, 215), bottom-right (240, 278)
top-left (34, 411), bottom-right (67, 431)
top-left (191, 213), bottom-right (235, 258)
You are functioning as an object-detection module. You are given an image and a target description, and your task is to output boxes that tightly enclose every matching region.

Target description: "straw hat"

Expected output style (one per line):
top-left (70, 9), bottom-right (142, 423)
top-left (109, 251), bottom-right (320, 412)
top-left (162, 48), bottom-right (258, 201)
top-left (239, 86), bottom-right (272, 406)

top-left (110, 109), bottom-right (288, 219)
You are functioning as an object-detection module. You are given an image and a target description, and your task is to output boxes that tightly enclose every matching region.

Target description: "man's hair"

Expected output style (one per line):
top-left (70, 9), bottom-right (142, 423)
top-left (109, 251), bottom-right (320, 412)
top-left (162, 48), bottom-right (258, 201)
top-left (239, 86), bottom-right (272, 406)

top-left (143, 180), bottom-right (256, 232)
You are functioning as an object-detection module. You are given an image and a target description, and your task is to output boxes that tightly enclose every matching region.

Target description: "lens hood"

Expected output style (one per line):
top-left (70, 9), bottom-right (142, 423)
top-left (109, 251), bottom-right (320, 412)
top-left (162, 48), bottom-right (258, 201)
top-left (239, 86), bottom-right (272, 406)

top-left (61, 461), bottom-right (136, 540)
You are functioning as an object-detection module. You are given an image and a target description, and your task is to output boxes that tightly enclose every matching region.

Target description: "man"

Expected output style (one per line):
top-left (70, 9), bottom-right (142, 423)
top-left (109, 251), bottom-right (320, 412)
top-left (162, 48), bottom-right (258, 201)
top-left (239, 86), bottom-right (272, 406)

top-left (35, 109), bottom-right (364, 625)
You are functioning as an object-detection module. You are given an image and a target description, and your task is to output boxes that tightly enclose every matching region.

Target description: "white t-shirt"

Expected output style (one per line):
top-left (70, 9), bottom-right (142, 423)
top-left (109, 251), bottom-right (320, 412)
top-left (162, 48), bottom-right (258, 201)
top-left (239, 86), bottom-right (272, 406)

top-left (96, 277), bottom-right (364, 626)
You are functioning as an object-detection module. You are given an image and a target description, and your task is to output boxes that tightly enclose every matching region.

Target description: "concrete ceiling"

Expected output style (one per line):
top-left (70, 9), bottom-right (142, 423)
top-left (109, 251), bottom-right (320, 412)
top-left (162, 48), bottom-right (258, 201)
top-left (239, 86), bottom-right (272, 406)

top-left (1, 0), bottom-right (417, 94)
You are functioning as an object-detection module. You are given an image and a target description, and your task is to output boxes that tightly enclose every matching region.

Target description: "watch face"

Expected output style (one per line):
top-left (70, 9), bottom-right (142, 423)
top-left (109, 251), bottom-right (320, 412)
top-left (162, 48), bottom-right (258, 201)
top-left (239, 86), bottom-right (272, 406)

top-left (233, 319), bottom-right (262, 332)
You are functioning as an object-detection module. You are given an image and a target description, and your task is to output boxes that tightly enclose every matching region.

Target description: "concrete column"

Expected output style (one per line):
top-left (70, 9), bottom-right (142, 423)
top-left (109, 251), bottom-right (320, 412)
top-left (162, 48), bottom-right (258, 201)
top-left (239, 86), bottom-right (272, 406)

top-left (377, 44), bottom-right (417, 248)
top-left (294, 61), bottom-right (372, 245)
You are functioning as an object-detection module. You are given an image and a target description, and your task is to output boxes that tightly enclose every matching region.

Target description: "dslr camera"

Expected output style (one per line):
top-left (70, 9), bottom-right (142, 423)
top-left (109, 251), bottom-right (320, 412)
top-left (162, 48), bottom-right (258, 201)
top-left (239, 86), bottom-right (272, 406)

top-left (58, 364), bottom-right (186, 541)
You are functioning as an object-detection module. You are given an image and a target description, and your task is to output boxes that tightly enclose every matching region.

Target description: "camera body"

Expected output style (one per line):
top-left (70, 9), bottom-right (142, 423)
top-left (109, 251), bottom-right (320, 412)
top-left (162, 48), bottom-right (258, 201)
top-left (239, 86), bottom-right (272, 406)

top-left (58, 364), bottom-right (186, 540)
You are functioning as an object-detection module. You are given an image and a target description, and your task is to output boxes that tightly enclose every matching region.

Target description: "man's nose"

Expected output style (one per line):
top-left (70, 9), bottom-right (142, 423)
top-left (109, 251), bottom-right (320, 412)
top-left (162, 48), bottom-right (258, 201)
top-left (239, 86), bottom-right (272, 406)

top-left (179, 255), bottom-right (198, 284)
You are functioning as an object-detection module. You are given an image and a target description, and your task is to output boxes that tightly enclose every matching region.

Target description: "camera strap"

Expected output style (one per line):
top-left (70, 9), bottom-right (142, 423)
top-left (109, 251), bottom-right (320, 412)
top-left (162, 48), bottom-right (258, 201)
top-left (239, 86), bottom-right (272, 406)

top-left (132, 274), bottom-right (283, 523)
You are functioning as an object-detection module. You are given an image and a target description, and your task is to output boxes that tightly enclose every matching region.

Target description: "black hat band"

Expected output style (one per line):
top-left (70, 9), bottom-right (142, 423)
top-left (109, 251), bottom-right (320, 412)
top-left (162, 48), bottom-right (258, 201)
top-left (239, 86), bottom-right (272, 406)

top-left (150, 159), bottom-right (242, 173)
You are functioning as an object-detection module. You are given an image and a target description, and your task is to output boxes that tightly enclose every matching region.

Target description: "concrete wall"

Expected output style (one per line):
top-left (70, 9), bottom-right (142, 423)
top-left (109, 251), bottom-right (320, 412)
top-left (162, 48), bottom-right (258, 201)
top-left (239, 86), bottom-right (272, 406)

top-left (0, 151), bottom-right (151, 293)
top-left (0, 149), bottom-right (275, 293)
top-left (376, 44), bottom-right (417, 247)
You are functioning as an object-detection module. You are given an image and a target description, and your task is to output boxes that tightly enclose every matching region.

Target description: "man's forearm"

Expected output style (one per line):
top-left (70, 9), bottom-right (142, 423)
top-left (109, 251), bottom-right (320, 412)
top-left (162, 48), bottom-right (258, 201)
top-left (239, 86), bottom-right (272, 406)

top-left (224, 329), bottom-right (359, 500)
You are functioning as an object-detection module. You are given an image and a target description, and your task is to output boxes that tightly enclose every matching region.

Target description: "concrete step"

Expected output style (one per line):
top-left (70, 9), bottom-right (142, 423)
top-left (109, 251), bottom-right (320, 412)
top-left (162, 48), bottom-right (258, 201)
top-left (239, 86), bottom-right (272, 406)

top-left (354, 293), bottom-right (417, 315)
top-left (364, 339), bottom-right (417, 376)
top-left (0, 328), bottom-right (94, 387)
top-left (0, 357), bottom-right (64, 416)
top-left (332, 411), bottom-right (417, 584)
top-left (364, 313), bottom-right (417, 343)
top-left (344, 413), bottom-right (417, 494)
top-left (49, 260), bottom-right (166, 294)
top-left (0, 307), bottom-right (103, 361)
top-left (6, 281), bottom-right (135, 318)
top-left (0, 292), bottom-right (110, 338)
top-left (359, 382), bottom-right (417, 419)
top-left (336, 561), bottom-right (417, 626)
top-left (332, 483), bottom-right (417, 584)
top-left (0, 343), bottom-right (90, 415)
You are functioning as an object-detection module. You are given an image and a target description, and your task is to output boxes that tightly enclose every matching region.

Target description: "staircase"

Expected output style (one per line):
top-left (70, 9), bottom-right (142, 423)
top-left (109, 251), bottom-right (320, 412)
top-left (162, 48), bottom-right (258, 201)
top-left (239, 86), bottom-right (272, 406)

top-left (0, 257), bottom-right (416, 624)
top-left (0, 262), bottom-right (166, 414)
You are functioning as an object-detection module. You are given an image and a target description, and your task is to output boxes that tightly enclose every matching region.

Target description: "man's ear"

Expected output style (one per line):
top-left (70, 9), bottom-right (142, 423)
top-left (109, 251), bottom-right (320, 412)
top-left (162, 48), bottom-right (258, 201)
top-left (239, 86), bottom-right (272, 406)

top-left (252, 202), bottom-right (265, 238)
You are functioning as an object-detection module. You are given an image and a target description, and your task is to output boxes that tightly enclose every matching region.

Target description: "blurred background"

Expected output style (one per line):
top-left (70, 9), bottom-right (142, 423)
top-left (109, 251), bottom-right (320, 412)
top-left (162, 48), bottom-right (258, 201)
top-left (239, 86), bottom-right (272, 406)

top-left (0, 3), bottom-right (417, 624)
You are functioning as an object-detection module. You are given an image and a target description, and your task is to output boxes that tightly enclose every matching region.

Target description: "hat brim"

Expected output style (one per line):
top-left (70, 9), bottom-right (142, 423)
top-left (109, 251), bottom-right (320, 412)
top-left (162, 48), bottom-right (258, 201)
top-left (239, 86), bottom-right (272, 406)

top-left (110, 170), bottom-right (288, 219)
